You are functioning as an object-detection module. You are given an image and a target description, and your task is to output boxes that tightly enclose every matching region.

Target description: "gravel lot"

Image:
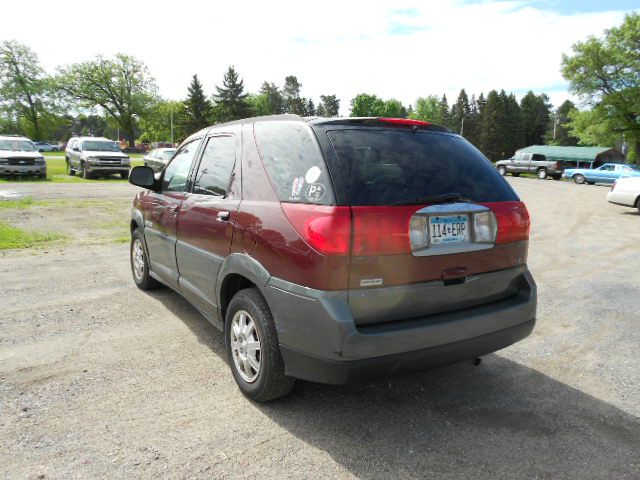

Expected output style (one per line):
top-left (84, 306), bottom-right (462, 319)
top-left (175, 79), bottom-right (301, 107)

top-left (1, 178), bottom-right (639, 479)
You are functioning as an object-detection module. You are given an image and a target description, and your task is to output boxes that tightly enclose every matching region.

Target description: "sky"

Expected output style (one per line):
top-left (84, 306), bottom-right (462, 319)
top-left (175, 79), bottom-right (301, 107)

top-left (1, 0), bottom-right (637, 114)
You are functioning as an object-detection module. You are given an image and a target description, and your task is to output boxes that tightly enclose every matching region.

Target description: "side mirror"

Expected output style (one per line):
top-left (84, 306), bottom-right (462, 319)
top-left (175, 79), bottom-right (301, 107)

top-left (72, 147), bottom-right (80, 152)
top-left (129, 166), bottom-right (158, 190)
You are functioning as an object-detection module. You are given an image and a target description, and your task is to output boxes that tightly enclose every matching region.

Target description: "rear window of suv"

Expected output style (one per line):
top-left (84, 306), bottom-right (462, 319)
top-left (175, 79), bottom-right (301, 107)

top-left (325, 129), bottom-right (518, 206)
top-left (255, 121), bottom-right (335, 205)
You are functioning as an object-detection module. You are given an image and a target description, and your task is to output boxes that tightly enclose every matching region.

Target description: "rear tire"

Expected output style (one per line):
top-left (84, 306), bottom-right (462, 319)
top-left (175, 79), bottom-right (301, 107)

top-left (573, 174), bottom-right (586, 185)
top-left (553, 174), bottom-right (562, 180)
top-left (512, 173), bottom-right (520, 177)
top-left (130, 228), bottom-right (161, 290)
top-left (225, 288), bottom-right (295, 402)
top-left (497, 166), bottom-right (507, 176)
top-left (537, 168), bottom-right (548, 180)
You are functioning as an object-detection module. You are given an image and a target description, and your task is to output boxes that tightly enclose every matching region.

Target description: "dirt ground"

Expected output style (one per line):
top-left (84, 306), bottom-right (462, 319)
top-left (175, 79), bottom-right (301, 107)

top-left (1, 178), bottom-right (639, 479)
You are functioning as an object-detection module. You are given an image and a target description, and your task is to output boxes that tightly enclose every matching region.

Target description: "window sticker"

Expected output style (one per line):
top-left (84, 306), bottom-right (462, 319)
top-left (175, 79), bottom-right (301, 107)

top-left (305, 165), bottom-right (322, 184)
top-left (290, 176), bottom-right (305, 200)
top-left (304, 183), bottom-right (326, 202)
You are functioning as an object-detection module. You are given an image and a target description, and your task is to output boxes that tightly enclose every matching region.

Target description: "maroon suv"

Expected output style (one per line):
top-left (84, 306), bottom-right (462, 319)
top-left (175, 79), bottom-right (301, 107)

top-left (128, 115), bottom-right (536, 401)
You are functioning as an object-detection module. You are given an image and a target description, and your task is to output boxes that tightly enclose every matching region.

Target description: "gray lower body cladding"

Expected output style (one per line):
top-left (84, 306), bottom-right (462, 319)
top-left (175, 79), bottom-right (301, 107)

top-left (264, 266), bottom-right (536, 384)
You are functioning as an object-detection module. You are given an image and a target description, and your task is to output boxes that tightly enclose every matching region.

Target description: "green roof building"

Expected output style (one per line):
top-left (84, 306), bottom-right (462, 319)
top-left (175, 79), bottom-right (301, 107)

top-left (516, 145), bottom-right (625, 168)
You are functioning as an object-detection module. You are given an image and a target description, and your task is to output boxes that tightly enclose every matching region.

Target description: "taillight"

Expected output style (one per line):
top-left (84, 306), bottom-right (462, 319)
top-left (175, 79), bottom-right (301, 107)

top-left (484, 202), bottom-right (530, 244)
top-left (554, 162), bottom-right (561, 170)
top-left (280, 203), bottom-right (352, 255)
top-left (352, 206), bottom-right (415, 255)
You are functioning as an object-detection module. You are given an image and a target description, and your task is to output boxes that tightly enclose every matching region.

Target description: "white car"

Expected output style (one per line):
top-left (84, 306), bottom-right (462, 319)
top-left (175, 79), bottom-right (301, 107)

top-left (0, 135), bottom-right (47, 178)
top-left (607, 176), bottom-right (640, 213)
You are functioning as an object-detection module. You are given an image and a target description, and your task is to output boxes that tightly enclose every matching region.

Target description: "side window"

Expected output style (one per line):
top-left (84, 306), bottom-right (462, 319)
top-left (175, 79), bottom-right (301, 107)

top-left (512, 153), bottom-right (522, 161)
top-left (162, 139), bottom-right (201, 192)
top-left (601, 165), bottom-right (614, 171)
top-left (193, 136), bottom-right (237, 196)
top-left (532, 154), bottom-right (545, 161)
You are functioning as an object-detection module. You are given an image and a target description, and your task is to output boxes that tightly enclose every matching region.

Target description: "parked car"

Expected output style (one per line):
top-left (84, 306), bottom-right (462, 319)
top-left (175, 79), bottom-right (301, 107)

top-left (143, 147), bottom-right (177, 172)
top-left (33, 141), bottom-right (59, 152)
top-left (563, 163), bottom-right (640, 185)
top-left (65, 137), bottom-right (130, 179)
top-left (495, 151), bottom-right (563, 179)
top-left (0, 135), bottom-right (46, 178)
top-left (128, 115), bottom-right (536, 401)
top-left (607, 177), bottom-right (640, 212)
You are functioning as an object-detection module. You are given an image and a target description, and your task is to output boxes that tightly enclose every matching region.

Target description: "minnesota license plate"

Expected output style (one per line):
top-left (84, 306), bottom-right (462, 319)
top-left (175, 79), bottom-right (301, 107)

top-left (429, 215), bottom-right (468, 245)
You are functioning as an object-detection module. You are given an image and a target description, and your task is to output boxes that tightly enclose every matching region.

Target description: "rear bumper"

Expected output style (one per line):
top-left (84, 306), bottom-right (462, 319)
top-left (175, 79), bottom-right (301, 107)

top-left (264, 267), bottom-right (537, 384)
top-left (280, 319), bottom-right (535, 384)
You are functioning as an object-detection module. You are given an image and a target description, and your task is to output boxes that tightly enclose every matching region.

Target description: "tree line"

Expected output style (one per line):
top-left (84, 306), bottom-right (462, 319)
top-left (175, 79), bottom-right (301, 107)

top-left (0, 13), bottom-right (637, 160)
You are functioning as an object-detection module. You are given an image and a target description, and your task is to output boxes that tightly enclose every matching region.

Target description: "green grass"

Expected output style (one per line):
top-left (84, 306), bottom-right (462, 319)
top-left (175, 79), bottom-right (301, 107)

top-left (0, 156), bottom-right (144, 184)
top-left (0, 222), bottom-right (65, 250)
top-left (0, 196), bottom-right (40, 209)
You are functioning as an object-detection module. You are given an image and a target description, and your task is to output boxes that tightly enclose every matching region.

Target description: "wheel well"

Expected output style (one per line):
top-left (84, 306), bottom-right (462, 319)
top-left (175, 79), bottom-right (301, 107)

top-left (537, 167), bottom-right (546, 171)
top-left (130, 219), bottom-right (139, 232)
top-left (220, 274), bottom-right (256, 321)
top-left (634, 196), bottom-right (640, 208)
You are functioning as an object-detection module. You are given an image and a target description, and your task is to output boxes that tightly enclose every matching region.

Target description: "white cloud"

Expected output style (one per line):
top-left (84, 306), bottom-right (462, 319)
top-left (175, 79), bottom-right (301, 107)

top-left (1, 0), bottom-right (634, 114)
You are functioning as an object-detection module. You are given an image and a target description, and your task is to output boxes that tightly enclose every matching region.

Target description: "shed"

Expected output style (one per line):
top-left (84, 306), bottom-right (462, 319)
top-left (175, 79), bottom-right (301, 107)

top-left (516, 145), bottom-right (625, 168)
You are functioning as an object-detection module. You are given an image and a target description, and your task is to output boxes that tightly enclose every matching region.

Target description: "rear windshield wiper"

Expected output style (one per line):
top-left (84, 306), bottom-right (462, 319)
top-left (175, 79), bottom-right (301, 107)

top-left (390, 193), bottom-right (472, 206)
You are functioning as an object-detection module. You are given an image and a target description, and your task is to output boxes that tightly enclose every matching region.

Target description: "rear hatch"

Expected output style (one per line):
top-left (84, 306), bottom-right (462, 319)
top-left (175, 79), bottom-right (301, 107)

top-left (310, 118), bottom-right (530, 326)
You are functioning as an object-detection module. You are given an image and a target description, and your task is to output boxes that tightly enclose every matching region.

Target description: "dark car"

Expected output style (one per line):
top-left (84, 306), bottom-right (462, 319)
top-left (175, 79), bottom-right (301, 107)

top-left (495, 151), bottom-right (563, 180)
top-left (128, 115), bottom-right (537, 401)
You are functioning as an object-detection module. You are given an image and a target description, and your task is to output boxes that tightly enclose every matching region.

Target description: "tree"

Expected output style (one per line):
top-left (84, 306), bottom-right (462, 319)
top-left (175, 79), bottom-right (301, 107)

top-left (450, 89), bottom-right (471, 135)
top-left (411, 96), bottom-right (444, 124)
top-left (566, 109), bottom-right (621, 148)
top-left (283, 75), bottom-right (305, 115)
top-left (562, 13), bottom-right (640, 160)
top-left (478, 90), bottom-right (505, 160)
top-left (382, 98), bottom-right (406, 118)
top-left (349, 93), bottom-right (385, 116)
top-left (140, 100), bottom-right (182, 143)
top-left (318, 94), bottom-right (340, 117)
top-left (520, 91), bottom-right (551, 146)
top-left (212, 66), bottom-right (252, 123)
top-left (179, 75), bottom-right (213, 136)
top-left (259, 82), bottom-right (285, 114)
top-left (548, 100), bottom-right (580, 146)
top-left (56, 54), bottom-right (158, 147)
top-left (0, 40), bottom-right (53, 140)
top-left (305, 98), bottom-right (316, 116)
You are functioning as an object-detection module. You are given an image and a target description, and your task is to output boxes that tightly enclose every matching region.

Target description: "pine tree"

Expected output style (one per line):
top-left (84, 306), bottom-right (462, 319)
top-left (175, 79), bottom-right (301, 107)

top-left (450, 89), bottom-right (470, 135)
top-left (316, 103), bottom-right (327, 117)
top-left (520, 91), bottom-right (551, 146)
top-left (259, 81), bottom-right (285, 114)
top-left (319, 94), bottom-right (340, 117)
top-left (213, 66), bottom-right (252, 122)
top-left (479, 90), bottom-right (504, 160)
top-left (438, 94), bottom-right (450, 128)
top-left (305, 99), bottom-right (316, 116)
top-left (178, 74), bottom-right (214, 137)
top-left (283, 75), bottom-right (305, 114)
top-left (548, 100), bottom-right (579, 146)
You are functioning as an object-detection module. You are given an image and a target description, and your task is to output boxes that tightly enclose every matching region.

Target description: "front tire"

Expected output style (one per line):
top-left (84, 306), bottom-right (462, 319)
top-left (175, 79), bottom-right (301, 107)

top-left (81, 162), bottom-right (90, 179)
top-left (573, 174), bottom-right (586, 185)
top-left (130, 228), bottom-right (161, 290)
top-left (225, 288), bottom-right (294, 402)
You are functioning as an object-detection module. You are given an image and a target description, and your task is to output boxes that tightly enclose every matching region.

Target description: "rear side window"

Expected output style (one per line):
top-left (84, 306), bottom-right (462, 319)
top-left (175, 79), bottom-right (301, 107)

top-left (254, 121), bottom-right (334, 205)
top-left (326, 129), bottom-right (518, 206)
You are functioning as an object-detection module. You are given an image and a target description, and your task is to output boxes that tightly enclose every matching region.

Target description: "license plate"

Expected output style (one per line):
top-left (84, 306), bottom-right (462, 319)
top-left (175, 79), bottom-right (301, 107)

top-left (429, 215), bottom-right (468, 245)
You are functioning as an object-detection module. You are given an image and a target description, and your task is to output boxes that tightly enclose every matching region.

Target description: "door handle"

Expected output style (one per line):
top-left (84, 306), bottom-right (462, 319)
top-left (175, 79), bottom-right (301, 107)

top-left (217, 211), bottom-right (230, 222)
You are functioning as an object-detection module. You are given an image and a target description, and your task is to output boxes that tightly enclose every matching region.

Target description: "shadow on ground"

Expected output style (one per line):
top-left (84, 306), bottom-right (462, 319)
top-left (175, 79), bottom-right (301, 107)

top-left (149, 288), bottom-right (640, 479)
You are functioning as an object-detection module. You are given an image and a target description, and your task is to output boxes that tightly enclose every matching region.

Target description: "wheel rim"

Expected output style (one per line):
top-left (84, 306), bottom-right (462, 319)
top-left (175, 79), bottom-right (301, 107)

top-left (132, 238), bottom-right (145, 281)
top-left (230, 310), bottom-right (261, 383)
top-left (538, 170), bottom-right (546, 179)
top-left (498, 167), bottom-right (505, 175)
top-left (575, 175), bottom-right (585, 184)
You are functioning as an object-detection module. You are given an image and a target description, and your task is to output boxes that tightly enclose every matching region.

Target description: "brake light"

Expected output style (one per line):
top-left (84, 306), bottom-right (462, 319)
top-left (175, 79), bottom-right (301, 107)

top-left (484, 202), bottom-right (530, 244)
top-left (281, 203), bottom-right (352, 255)
top-left (352, 206), bottom-right (415, 255)
top-left (377, 118), bottom-right (432, 126)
